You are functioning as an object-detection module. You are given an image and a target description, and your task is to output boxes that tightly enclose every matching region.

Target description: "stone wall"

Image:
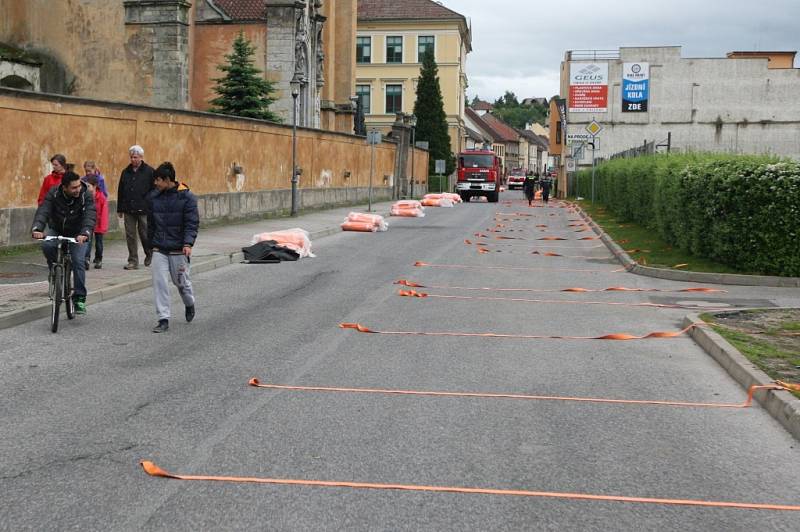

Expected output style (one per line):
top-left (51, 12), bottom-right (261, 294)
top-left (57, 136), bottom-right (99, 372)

top-left (0, 88), bottom-right (426, 247)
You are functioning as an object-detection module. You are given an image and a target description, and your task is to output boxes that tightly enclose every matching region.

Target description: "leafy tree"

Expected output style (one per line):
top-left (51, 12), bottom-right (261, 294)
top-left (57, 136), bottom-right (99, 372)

top-left (489, 90), bottom-right (549, 129)
top-left (413, 49), bottom-right (455, 175)
top-left (209, 32), bottom-right (281, 122)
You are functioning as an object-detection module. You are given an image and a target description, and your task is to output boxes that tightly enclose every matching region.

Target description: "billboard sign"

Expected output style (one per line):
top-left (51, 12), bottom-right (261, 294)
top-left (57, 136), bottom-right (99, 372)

top-left (622, 62), bottom-right (649, 112)
top-left (568, 62), bottom-right (608, 113)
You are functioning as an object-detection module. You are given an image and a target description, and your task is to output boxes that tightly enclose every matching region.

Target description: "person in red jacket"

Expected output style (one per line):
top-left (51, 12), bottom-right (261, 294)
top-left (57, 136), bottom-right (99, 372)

top-left (83, 174), bottom-right (108, 269)
top-left (37, 154), bottom-right (67, 206)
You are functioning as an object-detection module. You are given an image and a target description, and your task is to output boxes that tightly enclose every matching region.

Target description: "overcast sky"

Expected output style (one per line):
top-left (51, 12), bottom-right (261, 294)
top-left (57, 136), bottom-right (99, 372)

top-left (448, 0), bottom-right (800, 102)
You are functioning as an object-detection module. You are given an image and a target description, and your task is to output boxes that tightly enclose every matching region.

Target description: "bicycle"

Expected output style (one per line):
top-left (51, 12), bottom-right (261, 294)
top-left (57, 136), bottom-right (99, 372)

top-left (42, 235), bottom-right (78, 332)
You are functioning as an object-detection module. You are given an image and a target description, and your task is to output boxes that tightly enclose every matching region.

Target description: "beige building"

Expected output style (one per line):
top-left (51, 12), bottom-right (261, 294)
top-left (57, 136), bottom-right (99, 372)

top-left (356, 0), bottom-right (471, 155)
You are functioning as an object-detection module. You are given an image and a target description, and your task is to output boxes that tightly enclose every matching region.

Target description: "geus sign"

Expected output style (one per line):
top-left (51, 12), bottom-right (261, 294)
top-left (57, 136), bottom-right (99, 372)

top-left (569, 62), bottom-right (608, 113)
top-left (622, 62), bottom-right (649, 112)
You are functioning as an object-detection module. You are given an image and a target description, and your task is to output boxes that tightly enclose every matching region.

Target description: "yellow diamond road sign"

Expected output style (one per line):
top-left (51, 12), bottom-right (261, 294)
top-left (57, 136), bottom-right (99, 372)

top-left (586, 120), bottom-right (603, 136)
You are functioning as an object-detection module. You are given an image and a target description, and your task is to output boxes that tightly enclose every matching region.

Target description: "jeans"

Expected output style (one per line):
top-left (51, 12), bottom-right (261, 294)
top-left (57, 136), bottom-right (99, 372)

top-left (85, 233), bottom-right (104, 263)
top-left (123, 213), bottom-right (150, 265)
top-left (42, 230), bottom-right (87, 298)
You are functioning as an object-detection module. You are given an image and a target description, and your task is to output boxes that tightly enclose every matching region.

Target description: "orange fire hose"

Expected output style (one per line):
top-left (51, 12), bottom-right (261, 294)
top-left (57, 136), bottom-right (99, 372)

top-left (414, 261), bottom-right (625, 274)
top-left (396, 290), bottom-right (718, 310)
top-left (340, 322), bottom-right (700, 341)
top-left (393, 280), bottom-right (726, 293)
top-left (140, 461), bottom-right (800, 511)
top-left (248, 379), bottom-right (788, 410)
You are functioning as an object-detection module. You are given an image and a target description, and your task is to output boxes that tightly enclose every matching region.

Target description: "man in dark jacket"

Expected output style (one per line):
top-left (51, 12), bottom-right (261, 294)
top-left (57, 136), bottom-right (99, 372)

top-left (31, 171), bottom-right (96, 314)
top-left (147, 162), bottom-right (199, 333)
top-left (117, 144), bottom-right (155, 270)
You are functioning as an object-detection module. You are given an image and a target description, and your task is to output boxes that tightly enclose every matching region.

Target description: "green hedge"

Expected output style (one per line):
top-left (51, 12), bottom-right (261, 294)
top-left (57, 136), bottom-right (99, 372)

top-left (575, 154), bottom-right (800, 276)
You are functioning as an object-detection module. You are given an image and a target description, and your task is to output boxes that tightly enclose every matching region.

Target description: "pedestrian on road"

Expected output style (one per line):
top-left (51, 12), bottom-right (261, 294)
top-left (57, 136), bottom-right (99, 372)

top-left (147, 162), bottom-right (199, 333)
top-left (84, 174), bottom-right (108, 269)
top-left (82, 160), bottom-right (108, 197)
top-left (117, 145), bottom-right (154, 270)
top-left (37, 154), bottom-right (67, 206)
top-left (31, 170), bottom-right (96, 314)
top-left (541, 176), bottom-right (552, 205)
top-left (523, 172), bottom-right (537, 206)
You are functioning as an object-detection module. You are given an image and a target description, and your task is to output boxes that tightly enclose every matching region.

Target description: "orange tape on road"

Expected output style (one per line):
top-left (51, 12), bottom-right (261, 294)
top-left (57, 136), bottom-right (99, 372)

top-left (248, 379), bottom-right (788, 410)
top-left (396, 290), bottom-right (713, 310)
top-left (414, 261), bottom-right (625, 274)
top-left (140, 461), bottom-right (800, 512)
top-left (393, 280), bottom-right (727, 294)
top-left (340, 322), bottom-right (699, 341)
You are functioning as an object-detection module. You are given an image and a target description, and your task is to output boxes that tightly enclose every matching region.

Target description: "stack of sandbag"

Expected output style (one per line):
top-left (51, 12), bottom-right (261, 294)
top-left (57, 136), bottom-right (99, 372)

top-left (251, 228), bottom-right (315, 258)
top-left (390, 200), bottom-right (425, 217)
top-left (341, 212), bottom-right (389, 232)
top-left (426, 192), bottom-right (463, 204)
top-left (421, 194), bottom-right (454, 208)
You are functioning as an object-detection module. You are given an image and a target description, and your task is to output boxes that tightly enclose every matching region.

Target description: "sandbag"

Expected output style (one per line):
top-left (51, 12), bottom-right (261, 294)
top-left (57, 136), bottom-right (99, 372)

top-left (341, 220), bottom-right (378, 232)
top-left (251, 228), bottom-right (315, 258)
top-left (394, 200), bottom-right (423, 210)
top-left (390, 206), bottom-right (425, 217)
top-left (346, 212), bottom-right (388, 231)
top-left (424, 193), bottom-right (461, 203)
top-left (421, 197), bottom-right (454, 207)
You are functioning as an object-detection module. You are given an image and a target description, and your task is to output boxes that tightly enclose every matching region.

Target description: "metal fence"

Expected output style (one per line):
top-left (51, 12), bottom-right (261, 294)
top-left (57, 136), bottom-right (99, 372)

top-left (606, 132), bottom-right (672, 161)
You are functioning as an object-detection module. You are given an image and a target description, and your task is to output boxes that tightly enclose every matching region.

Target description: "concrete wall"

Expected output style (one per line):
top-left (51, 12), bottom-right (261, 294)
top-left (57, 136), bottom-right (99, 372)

top-left (0, 88), bottom-right (422, 247)
top-left (563, 46), bottom-right (800, 165)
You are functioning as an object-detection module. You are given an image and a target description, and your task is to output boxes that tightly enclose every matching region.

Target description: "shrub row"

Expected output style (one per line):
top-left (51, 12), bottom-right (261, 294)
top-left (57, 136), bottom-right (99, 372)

top-left (575, 154), bottom-right (800, 276)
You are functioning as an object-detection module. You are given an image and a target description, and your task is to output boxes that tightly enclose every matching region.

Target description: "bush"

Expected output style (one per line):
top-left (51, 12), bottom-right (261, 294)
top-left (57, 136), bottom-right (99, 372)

top-left (575, 154), bottom-right (800, 276)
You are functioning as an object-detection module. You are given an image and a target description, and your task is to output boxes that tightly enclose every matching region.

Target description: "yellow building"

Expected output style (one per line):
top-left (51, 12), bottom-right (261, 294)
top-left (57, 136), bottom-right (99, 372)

top-left (356, 0), bottom-right (471, 156)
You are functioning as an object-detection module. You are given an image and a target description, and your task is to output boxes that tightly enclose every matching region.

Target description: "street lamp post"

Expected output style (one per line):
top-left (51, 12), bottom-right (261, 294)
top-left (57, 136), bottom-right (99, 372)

top-left (409, 114), bottom-right (417, 199)
top-left (290, 80), bottom-right (301, 217)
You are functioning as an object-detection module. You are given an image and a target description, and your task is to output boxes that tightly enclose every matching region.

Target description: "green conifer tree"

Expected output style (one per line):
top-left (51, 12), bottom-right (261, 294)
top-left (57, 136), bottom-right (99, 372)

top-left (413, 49), bottom-right (456, 175)
top-left (209, 32), bottom-right (281, 122)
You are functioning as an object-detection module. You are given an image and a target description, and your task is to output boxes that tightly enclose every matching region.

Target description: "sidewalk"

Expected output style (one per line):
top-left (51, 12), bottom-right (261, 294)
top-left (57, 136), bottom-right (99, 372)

top-left (0, 200), bottom-right (396, 330)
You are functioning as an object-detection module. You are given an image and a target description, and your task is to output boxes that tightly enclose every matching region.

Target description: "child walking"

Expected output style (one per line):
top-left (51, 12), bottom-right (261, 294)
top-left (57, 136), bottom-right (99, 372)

top-left (84, 174), bottom-right (108, 269)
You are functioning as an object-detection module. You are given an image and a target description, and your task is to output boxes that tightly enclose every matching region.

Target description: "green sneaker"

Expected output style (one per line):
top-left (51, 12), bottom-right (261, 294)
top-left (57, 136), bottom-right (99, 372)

top-left (75, 296), bottom-right (87, 315)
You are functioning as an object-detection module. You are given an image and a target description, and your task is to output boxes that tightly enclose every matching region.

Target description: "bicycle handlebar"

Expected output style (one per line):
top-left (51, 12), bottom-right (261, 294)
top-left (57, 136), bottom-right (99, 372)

top-left (40, 236), bottom-right (79, 243)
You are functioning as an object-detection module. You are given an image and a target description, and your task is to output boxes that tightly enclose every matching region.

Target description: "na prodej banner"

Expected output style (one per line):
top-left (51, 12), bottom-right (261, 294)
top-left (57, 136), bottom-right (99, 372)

top-left (622, 62), bottom-right (649, 112)
top-left (568, 63), bottom-right (608, 113)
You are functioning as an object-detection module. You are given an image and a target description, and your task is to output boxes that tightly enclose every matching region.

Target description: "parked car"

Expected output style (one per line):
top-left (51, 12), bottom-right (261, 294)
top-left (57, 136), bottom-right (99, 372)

top-left (507, 173), bottom-right (526, 190)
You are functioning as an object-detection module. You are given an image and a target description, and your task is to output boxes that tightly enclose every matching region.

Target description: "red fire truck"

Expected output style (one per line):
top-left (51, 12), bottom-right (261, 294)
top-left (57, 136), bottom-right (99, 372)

top-left (455, 149), bottom-right (501, 202)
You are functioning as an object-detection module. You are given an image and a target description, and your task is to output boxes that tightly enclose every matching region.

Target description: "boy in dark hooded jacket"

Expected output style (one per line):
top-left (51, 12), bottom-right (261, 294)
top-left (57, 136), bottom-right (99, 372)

top-left (146, 162), bottom-right (199, 333)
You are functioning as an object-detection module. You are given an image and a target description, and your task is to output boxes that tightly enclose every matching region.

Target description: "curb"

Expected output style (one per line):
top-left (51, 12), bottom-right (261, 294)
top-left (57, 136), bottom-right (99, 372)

top-left (573, 205), bottom-right (800, 287)
top-left (0, 225), bottom-right (346, 331)
top-left (684, 312), bottom-right (800, 442)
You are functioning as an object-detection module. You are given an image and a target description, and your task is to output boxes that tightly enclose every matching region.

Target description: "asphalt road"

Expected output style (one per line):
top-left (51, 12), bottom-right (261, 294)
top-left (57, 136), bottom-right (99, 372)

top-left (1, 192), bottom-right (799, 531)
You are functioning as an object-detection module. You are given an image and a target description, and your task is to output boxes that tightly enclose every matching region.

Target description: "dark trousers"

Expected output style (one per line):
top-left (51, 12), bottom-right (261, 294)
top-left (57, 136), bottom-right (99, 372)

top-left (123, 213), bottom-right (149, 265)
top-left (85, 233), bottom-right (104, 263)
top-left (42, 230), bottom-right (87, 297)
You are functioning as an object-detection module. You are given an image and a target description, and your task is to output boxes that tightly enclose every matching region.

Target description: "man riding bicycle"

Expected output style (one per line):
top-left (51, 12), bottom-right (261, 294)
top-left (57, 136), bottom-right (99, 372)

top-left (31, 170), bottom-right (96, 314)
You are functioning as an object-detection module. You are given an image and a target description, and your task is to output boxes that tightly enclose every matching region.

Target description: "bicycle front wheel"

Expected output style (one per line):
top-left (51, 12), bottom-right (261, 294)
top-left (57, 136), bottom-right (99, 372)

top-left (51, 265), bottom-right (63, 333)
top-left (65, 261), bottom-right (75, 320)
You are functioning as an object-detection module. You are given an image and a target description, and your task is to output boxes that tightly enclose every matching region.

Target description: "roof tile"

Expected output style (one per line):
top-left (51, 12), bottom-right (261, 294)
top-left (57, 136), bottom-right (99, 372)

top-left (213, 0), bottom-right (267, 21)
top-left (358, 0), bottom-right (465, 21)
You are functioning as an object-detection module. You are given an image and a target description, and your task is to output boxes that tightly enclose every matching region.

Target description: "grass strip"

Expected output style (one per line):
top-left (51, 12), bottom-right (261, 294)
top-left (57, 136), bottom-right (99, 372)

top-left (575, 200), bottom-right (741, 274)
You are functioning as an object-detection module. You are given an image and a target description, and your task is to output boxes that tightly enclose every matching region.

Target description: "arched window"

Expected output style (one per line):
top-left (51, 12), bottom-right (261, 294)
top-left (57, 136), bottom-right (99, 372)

top-left (0, 75), bottom-right (33, 90)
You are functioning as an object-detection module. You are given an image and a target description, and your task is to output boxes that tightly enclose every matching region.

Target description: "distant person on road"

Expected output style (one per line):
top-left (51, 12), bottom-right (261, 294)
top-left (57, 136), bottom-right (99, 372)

top-left (37, 154), bottom-right (67, 206)
top-left (84, 174), bottom-right (108, 269)
top-left (541, 176), bottom-right (552, 205)
top-left (523, 172), bottom-right (538, 206)
top-left (117, 145), bottom-right (155, 270)
top-left (82, 160), bottom-right (108, 197)
top-left (147, 162), bottom-right (199, 333)
top-left (31, 171), bottom-right (96, 315)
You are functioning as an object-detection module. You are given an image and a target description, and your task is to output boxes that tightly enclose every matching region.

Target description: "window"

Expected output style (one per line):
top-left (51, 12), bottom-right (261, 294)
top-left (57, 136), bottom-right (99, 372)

top-left (356, 36), bottom-right (371, 64)
top-left (555, 121), bottom-right (562, 144)
top-left (385, 84), bottom-right (402, 114)
top-left (356, 84), bottom-right (371, 114)
top-left (386, 36), bottom-right (403, 63)
top-left (418, 36), bottom-right (434, 62)
top-left (460, 154), bottom-right (494, 168)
